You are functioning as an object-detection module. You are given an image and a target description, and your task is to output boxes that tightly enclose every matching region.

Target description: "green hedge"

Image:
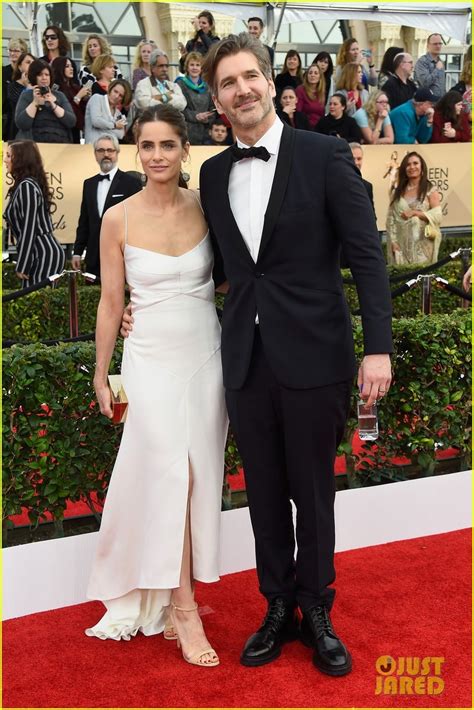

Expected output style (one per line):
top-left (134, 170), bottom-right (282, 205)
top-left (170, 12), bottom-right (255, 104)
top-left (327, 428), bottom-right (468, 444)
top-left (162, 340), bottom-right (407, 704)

top-left (344, 311), bottom-right (472, 485)
top-left (3, 255), bottom-right (470, 343)
top-left (3, 286), bottom-right (101, 341)
top-left (3, 311), bottom-right (471, 527)
top-left (342, 261), bottom-right (469, 318)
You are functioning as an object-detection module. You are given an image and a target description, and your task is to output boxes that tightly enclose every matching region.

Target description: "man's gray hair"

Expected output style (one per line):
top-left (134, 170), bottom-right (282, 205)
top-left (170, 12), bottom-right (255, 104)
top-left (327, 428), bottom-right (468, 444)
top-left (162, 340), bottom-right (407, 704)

top-left (150, 48), bottom-right (167, 67)
top-left (348, 142), bottom-right (363, 152)
top-left (93, 134), bottom-right (120, 152)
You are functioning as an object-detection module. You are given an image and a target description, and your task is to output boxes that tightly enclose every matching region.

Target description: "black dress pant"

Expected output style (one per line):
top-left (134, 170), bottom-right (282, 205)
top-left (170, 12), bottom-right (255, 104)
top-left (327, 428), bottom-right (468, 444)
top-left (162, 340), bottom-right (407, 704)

top-left (225, 328), bottom-right (351, 611)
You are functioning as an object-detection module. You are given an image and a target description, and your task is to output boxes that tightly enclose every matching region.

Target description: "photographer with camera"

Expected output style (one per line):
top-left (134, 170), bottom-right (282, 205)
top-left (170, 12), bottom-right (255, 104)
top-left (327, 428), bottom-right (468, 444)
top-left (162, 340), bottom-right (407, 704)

top-left (15, 59), bottom-right (76, 143)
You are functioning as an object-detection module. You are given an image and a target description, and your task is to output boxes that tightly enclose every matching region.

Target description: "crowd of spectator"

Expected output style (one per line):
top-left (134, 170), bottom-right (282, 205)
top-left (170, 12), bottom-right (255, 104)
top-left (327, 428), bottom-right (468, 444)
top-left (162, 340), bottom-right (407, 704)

top-left (3, 21), bottom-right (470, 148)
top-left (2, 19), bottom-right (471, 276)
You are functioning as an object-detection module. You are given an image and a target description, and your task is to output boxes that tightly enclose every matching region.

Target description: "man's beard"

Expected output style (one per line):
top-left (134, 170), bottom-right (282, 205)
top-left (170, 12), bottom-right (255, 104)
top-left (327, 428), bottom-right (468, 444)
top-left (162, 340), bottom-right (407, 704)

top-left (100, 158), bottom-right (115, 172)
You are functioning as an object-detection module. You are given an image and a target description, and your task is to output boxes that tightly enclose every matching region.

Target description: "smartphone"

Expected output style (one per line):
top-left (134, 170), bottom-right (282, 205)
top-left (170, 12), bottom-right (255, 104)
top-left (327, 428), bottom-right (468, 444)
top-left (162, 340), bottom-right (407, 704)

top-left (361, 49), bottom-right (372, 58)
top-left (84, 79), bottom-right (94, 90)
top-left (51, 83), bottom-right (59, 92)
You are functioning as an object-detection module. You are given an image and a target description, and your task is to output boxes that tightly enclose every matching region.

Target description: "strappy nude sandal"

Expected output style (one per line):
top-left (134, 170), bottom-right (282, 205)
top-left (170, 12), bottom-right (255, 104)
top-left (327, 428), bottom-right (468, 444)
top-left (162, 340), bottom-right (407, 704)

top-left (163, 605), bottom-right (177, 640)
top-left (171, 602), bottom-right (219, 667)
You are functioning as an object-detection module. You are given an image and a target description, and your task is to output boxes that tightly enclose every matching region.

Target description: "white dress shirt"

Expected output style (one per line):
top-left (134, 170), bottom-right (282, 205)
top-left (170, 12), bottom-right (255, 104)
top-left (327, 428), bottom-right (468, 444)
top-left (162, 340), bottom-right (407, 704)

top-left (228, 116), bottom-right (283, 263)
top-left (97, 165), bottom-right (118, 216)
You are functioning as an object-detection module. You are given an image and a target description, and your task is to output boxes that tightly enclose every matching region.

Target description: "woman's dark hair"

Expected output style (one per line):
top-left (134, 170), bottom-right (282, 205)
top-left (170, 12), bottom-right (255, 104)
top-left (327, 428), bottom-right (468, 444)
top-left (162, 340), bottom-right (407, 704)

top-left (11, 52), bottom-right (36, 81)
top-left (108, 78), bottom-right (132, 106)
top-left (331, 92), bottom-right (347, 109)
top-left (8, 140), bottom-right (52, 210)
top-left (134, 105), bottom-right (189, 188)
top-left (51, 56), bottom-right (78, 91)
top-left (42, 25), bottom-right (71, 57)
top-left (379, 46), bottom-right (404, 77)
top-left (282, 49), bottom-right (303, 79)
top-left (390, 151), bottom-right (431, 205)
top-left (27, 59), bottom-right (51, 86)
top-left (312, 51), bottom-right (334, 82)
top-left (435, 90), bottom-right (464, 127)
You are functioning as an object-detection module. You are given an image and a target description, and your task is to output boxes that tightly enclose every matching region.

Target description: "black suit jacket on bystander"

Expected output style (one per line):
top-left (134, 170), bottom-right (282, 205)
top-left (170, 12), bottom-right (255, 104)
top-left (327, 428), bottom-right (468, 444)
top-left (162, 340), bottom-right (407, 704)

top-left (73, 169), bottom-right (142, 279)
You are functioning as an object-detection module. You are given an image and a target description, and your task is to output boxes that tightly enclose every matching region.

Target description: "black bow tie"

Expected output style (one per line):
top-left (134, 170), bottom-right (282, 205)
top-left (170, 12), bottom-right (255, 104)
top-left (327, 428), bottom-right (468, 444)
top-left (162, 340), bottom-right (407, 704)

top-left (98, 174), bottom-right (110, 181)
top-left (230, 145), bottom-right (271, 162)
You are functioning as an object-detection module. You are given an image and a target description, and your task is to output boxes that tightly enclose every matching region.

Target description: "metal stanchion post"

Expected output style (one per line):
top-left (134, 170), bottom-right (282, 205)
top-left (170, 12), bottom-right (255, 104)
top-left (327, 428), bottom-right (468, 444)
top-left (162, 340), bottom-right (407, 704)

top-left (419, 275), bottom-right (433, 315)
top-left (68, 270), bottom-right (79, 338)
top-left (459, 248), bottom-right (471, 309)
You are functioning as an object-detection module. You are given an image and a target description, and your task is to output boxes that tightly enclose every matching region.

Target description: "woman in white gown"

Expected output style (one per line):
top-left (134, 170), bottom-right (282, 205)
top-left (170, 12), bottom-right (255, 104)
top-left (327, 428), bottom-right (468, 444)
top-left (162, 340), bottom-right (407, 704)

top-left (87, 104), bottom-right (228, 668)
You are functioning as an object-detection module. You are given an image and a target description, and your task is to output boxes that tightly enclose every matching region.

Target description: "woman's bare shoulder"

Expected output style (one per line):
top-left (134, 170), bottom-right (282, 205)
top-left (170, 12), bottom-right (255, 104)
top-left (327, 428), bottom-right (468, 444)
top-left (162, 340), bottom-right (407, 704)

top-left (103, 193), bottom-right (142, 222)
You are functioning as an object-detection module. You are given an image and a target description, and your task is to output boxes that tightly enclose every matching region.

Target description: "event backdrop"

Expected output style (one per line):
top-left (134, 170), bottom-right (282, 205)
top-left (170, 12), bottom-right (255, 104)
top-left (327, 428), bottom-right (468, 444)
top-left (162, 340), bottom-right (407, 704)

top-left (2, 143), bottom-right (471, 244)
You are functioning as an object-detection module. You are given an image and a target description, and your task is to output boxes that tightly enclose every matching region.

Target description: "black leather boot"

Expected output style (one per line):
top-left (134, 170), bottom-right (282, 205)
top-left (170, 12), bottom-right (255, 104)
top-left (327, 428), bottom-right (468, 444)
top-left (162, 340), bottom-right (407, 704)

top-left (301, 605), bottom-right (352, 676)
top-left (240, 598), bottom-right (300, 667)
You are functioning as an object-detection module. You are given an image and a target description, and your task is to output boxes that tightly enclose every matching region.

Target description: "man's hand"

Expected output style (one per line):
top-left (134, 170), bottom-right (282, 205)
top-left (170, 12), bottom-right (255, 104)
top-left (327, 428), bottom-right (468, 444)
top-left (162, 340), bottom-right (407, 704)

top-left (357, 354), bottom-right (392, 406)
top-left (71, 255), bottom-right (82, 270)
top-left (16, 271), bottom-right (29, 280)
top-left (120, 303), bottom-right (134, 338)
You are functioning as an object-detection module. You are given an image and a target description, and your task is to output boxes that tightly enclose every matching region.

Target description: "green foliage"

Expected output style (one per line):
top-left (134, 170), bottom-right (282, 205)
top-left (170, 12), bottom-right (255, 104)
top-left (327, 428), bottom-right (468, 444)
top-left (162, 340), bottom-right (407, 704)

top-left (3, 286), bottom-right (101, 341)
top-left (342, 260), bottom-right (470, 318)
top-left (4, 258), bottom-right (469, 345)
top-left (3, 313), bottom-right (470, 527)
top-left (2, 342), bottom-right (123, 526)
top-left (437, 235), bottom-right (472, 259)
top-left (340, 311), bottom-right (472, 486)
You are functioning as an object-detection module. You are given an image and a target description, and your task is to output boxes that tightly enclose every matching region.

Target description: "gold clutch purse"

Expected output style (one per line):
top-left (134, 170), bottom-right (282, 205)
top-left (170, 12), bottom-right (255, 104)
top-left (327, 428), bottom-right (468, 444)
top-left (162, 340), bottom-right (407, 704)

top-left (107, 375), bottom-right (128, 424)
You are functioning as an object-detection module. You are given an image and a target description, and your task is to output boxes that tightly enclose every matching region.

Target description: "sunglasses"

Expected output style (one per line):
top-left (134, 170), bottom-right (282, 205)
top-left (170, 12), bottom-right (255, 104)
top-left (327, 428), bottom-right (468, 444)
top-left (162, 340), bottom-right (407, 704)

top-left (44, 34), bottom-right (58, 40)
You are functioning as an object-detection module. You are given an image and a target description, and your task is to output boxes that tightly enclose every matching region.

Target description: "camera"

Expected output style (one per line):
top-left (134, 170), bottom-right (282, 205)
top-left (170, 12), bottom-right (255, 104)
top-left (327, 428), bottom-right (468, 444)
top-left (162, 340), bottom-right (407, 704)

top-left (39, 86), bottom-right (49, 96)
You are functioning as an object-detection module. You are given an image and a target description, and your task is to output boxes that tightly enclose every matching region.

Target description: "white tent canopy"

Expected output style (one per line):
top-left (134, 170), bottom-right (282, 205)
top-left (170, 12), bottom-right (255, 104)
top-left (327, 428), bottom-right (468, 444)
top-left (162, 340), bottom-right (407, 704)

top-left (178, 2), bottom-right (471, 43)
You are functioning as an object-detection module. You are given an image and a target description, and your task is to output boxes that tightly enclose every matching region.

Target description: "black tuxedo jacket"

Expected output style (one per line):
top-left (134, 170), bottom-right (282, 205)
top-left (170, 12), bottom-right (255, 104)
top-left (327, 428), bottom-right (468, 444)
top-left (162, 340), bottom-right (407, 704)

top-left (73, 169), bottom-right (142, 277)
top-left (200, 123), bottom-right (392, 390)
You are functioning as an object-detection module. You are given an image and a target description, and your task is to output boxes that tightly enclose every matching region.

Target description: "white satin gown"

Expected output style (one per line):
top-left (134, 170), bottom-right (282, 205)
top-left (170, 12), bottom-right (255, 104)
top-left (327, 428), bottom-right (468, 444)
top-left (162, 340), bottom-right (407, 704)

top-left (86, 203), bottom-right (228, 640)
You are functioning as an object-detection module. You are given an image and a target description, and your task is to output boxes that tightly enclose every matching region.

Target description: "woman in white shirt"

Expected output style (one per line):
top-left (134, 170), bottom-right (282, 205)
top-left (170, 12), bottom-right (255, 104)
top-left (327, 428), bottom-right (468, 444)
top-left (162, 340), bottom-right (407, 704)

top-left (84, 79), bottom-right (131, 144)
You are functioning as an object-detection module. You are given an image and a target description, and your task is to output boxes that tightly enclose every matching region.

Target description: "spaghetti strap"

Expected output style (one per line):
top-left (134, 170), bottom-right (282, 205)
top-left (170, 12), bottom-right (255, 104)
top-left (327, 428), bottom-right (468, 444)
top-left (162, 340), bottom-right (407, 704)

top-left (190, 189), bottom-right (205, 216)
top-left (123, 201), bottom-right (128, 244)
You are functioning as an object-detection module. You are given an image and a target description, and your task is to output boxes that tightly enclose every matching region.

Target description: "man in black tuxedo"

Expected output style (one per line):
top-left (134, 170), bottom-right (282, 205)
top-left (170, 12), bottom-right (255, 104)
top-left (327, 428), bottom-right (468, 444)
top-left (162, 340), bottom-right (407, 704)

top-left (72, 134), bottom-right (142, 281)
top-left (200, 34), bottom-right (392, 675)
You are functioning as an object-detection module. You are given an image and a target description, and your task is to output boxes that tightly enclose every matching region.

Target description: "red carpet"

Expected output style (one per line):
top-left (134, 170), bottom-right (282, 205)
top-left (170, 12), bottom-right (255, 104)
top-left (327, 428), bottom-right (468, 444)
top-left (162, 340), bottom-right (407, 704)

top-left (3, 529), bottom-right (471, 708)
